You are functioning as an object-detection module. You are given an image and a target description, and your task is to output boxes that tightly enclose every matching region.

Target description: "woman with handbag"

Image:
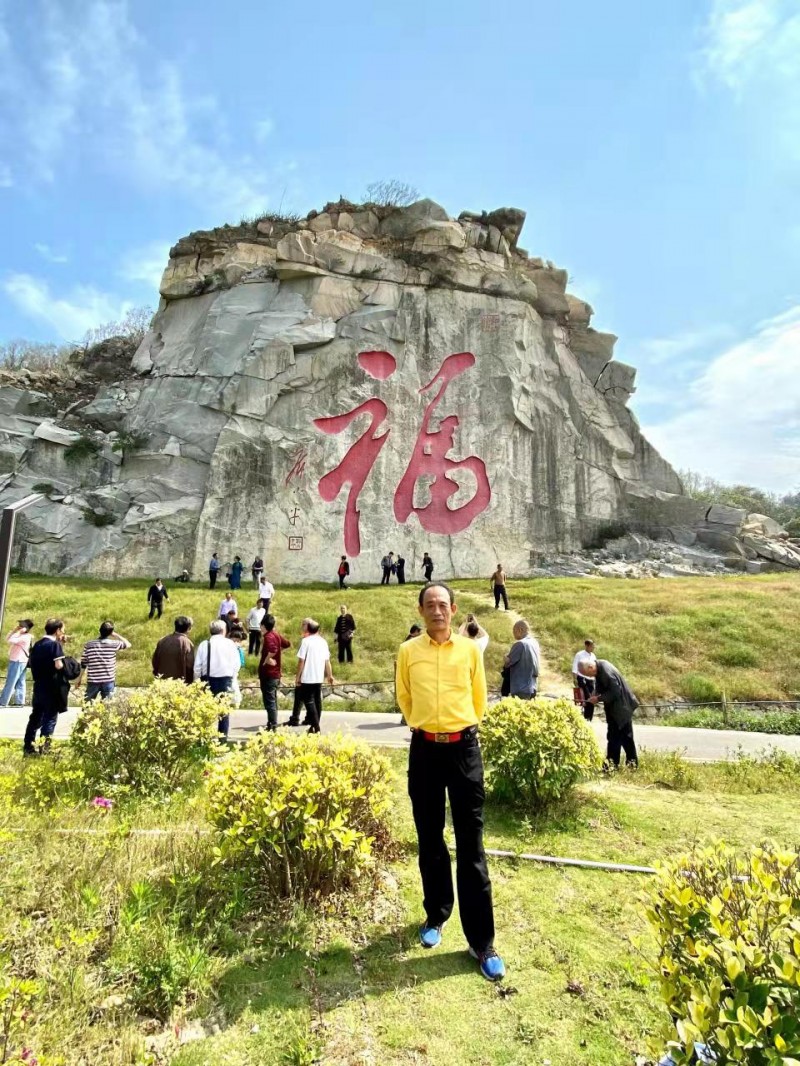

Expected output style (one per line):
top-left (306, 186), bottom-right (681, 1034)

top-left (333, 604), bottom-right (356, 664)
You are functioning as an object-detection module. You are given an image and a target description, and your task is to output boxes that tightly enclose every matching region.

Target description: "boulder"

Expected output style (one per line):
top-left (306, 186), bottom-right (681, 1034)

top-left (742, 512), bottom-right (786, 538)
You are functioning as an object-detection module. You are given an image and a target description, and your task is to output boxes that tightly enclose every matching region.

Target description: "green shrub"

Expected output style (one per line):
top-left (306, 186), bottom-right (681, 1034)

top-left (711, 645), bottom-right (760, 668)
top-left (81, 507), bottom-right (115, 527)
top-left (70, 679), bottom-right (222, 796)
top-left (646, 842), bottom-right (800, 1064)
top-left (31, 481), bottom-right (55, 496)
top-left (665, 709), bottom-right (800, 735)
top-left (480, 697), bottom-right (602, 810)
top-left (206, 732), bottom-right (394, 901)
top-left (678, 674), bottom-right (722, 702)
top-left (15, 746), bottom-right (88, 808)
top-left (63, 434), bottom-right (100, 464)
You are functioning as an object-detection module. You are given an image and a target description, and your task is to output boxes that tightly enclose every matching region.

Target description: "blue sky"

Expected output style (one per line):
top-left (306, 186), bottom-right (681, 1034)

top-left (1, 0), bottom-right (798, 492)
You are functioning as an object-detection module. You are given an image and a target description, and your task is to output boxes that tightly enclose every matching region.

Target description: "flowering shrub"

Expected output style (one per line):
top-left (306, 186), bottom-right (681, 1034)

top-left (480, 697), bottom-right (602, 810)
top-left (646, 842), bottom-right (800, 1064)
top-left (70, 680), bottom-right (222, 796)
top-left (206, 732), bottom-right (394, 900)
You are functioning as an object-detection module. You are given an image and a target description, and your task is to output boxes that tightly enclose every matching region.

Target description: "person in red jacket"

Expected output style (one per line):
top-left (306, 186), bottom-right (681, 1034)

top-left (258, 614), bottom-right (291, 732)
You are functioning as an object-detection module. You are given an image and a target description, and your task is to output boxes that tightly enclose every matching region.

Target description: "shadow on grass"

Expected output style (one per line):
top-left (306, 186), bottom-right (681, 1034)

top-left (214, 922), bottom-right (474, 1023)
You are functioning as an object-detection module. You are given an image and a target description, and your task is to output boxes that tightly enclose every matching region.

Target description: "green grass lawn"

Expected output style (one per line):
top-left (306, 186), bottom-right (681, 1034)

top-left (3, 571), bottom-right (800, 701)
top-left (1, 742), bottom-right (798, 1066)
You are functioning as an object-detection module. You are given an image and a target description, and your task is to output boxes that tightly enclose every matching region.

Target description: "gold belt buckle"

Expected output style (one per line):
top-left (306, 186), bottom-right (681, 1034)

top-left (434, 732), bottom-right (450, 743)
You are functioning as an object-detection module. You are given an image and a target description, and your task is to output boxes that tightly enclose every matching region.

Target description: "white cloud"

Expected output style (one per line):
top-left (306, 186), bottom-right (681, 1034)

top-left (34, 242), bottom-right (68, 264)
top-left (699, 1), bottom-right (800, 160)
top-left (3, 272), bottom-right (132, 341)
top-left (643, 305), bottom-right (800, 492)
top-left (637, 325), bottom-right (734, 365)
top-left (119, 240), bottom-right (171, 292)
top-left (0, 1), bottom-right (271, 216)
top-left (255, 118), bottom-right (275, 143)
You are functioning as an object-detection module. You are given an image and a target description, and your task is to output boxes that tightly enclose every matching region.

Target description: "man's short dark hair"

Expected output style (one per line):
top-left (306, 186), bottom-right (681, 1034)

top-left (44, 617), bottom-right (63, 635)
top-left (467, 621), bottom-right (479, 638)
top-left (306, 618), bottom-right (321, 634)
top-left (174, 616), bottom-right (193, 633)
top-left (99, 620), bottom-right (115, 638)
top-left (261, 613), bottom-right (276, 632)
top-left (418, 581), bottom-right (455, 606)
top-left (155, 577), bottom-right (162, 582)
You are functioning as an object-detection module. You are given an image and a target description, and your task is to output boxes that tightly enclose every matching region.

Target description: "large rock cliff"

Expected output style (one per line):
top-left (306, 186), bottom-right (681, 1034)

top-left (1, 197), bottom-right (697, 579)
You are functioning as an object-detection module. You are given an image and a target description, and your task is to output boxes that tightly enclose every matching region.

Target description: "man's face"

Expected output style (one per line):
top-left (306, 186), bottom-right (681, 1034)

top-left (418, 586), bottom-right (455, 635)
top-left (585, 643), bottom-right (594, 654)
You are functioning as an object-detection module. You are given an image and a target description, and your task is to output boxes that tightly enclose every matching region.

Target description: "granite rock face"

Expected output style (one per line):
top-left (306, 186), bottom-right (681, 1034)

top-left (1, 198), bottom-right (698, 580)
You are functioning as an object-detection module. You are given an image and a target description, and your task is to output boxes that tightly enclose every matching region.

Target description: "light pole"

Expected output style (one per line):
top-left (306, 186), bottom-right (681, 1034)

top-left (0, 493), bottom-right (44, 634)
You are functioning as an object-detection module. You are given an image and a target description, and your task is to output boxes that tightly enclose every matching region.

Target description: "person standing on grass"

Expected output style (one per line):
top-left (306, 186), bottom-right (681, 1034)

top-left (583, 660), bottom-right (639, 771)
top-left (219, 591), bottom-right (238, 621)
top-left (257, 575), bottom-right (275, 614)
top-left (337, 555), bottom-right (350, 589)
top-left (505, 619), bottom-right (539, 699)
top-left (78, 620), bottom-right (131, 701)
top-left (147, 578), bottom-right (169, 619)
top-left (421, 552), bottom-right (434, 582)
top-left (491, 564), bottom-right (509, 611)
top-left (283, 618), bottom-right (311, 727)
top-left (23, 618), bottom-right (69, 756)
top-left (1, 619), bottom-right (34, 707)
top-left (152, 616), bottom-right (195, 683)
top-left (246, 599), bottom-right (266, 656)
top-left (395, 582), bottom-right (505, 982)
top-left (209, 553), bottom-right (221, 589)
top-left (459, 614), bottom-right (489, 654)
top-left (380, 552), bottom-right (394, 585)
top-left (333, 604), bottom-right (356, 664)
top-left (230, 555), bottom-right (244, 590)
top-left (259, 614), bottom-right (291, 732)
top-left (395, 553), bottom-right (406, 584)
top-left (251, 555), bottom-right (264, 588)
top-left (294, 618), bottom-right (334, 734)
top-left (572, 639), bottom-right (597, 720)
top-left (193, 620), bottom-right (240, 740)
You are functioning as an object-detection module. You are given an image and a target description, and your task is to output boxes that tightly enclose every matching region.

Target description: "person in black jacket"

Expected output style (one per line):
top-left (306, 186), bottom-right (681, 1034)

top-left (333, 604), bottom-right (356, 663)
top-left (395, 553), bottom-right (406, 584)
top-left (24, 617), bottom-right (69, 755)
top-left (147, 578), bottom-right (169, 619)
top-left (583, 659), bottom-right (639, 770)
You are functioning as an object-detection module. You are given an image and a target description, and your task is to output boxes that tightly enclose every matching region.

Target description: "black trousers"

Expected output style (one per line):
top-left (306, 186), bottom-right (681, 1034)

top-left (209, 570), bottom-right (218, 589)
top-left (148, 601), bottom-right (164, 619)
top-left (337, 638), bottom-right (353, 663)
top-left (606, 719), bottom-right (638, 767)
top-left (338, 574), bottom-right (348, 589)
top-left (23, 689), bottom-right (66, 750)
top-left (577, 676), bottom-right (595, 720)
top-left (381, 567), bottom-right (391, 585)
top-left (396, 567), bottom-right (405, 584)
top-left (408, 731), bottom-right (495, 953)
top-left (248, 630), bottom-right (261, 655)
top-left (297, 682), bottom-right (322, 732)
top-left (493, 585), bottom-right (509, 609)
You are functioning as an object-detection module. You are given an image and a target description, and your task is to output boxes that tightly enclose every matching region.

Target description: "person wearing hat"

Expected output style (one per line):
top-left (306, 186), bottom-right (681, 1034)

top-left (1, 619), bottom-right (35, 706)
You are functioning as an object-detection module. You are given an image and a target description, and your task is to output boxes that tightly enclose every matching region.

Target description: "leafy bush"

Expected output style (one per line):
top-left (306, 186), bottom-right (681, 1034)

top-left (70, 680), bottom-right (222, 797)
top-left (111, 430), bottom-right (148, 454)
top-left (80, 507), bottom-right (115, 527)
top-left (646, 842), bottom-right (800, 1064)
top-left (678, 674), bottom-right (722, 702)
top-left (15, 746), bottom-right (88, 808)
top-left (480, 697), bottom-right (602, 810)
top-left (665, 708), bottom-right (800, 735)
top-left (31, 482), bottom-right (55, 496)
top-left (206, 732), bottom-right (394, 901)
top-left (63, 434), bottom-right (100, 464)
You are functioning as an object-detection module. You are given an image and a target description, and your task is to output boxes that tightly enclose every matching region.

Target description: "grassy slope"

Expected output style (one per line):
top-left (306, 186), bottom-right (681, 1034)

top-left (3, 743), bottom-right (798, 1066)
top-left (3, 571), bottom-right (800, 700)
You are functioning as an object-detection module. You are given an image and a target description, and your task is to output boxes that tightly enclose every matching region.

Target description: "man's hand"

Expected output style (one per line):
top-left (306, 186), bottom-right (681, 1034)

top-left (588, 694), bottom-right (599, 705)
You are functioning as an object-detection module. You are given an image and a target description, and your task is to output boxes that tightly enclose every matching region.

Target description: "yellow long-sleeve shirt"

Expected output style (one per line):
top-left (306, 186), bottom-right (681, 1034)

top-left (396, 631), bottom-right (488, 733)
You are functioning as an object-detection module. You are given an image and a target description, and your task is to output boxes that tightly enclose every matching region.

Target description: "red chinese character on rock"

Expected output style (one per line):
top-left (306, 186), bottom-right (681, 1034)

top-left (393, 352), bottom-right (491, 534)
top-left (313, 350), bottom-right (491, 555)
top-left (312, 352), bottom-right (396, 556)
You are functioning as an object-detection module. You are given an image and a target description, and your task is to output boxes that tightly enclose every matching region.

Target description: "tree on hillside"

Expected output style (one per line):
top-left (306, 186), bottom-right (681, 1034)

top-left (81, 306), bottom-right (153, 349)
top-left (0, 339), bottom-right (76, 374)
top-left (364, 180), bottom-right (420, 207)
top-left (680, 469), bottom-right (800, 530)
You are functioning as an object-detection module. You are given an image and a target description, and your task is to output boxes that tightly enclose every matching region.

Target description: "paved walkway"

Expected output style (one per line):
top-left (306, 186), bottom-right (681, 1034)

top-left (2, 707), bottom-right (799, 761)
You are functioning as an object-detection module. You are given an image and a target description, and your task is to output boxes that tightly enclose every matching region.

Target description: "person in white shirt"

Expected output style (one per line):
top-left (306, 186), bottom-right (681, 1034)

top-left (257, 577), bottom-right (275, 613)
top-left (458, 613), bottom-right (490, 655)
top-left (572, 639), bottom-right (597, 720)
top-left (294, 617), bottom-right (334, 734)
top-left (194, 620), bottom-right (241, 739)
top-left (219, 593), bottom-right (237, 620)
top-left (246, 599), bottom-right (266, 656)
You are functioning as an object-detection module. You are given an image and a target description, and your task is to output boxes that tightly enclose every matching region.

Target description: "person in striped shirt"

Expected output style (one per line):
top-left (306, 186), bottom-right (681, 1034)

top-left (79, 620), bottom-right (131, 701)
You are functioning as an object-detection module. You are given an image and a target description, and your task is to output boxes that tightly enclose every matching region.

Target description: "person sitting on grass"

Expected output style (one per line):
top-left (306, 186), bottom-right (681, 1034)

top-left (583, 659), bottom-right (639, 771)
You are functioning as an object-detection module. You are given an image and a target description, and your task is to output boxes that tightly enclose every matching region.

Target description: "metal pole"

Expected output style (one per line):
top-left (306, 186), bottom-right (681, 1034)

top-left (0, 494), bottom-right (43, 635)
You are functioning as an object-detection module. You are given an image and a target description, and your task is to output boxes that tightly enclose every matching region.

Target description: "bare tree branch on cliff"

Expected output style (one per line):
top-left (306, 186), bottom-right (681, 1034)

top-left (364, 180), bottom-right (420, 207)
top-left (81, 306), bottom-right (154, 350)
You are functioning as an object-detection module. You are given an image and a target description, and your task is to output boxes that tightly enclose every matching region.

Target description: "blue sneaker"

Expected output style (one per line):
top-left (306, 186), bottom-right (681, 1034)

top-left (469, 946), bottom-right (506, 981)
top-left (419, 922), bottom-right (443, 949)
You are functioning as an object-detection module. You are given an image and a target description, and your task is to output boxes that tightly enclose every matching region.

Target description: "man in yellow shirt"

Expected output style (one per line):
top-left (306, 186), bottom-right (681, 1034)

top-left (396, 582), bottom-right (505, 981)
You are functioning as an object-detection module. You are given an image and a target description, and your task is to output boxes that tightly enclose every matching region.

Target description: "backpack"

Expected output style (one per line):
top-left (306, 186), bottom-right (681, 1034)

top-left (62, 656), bottom-right (82, 682)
